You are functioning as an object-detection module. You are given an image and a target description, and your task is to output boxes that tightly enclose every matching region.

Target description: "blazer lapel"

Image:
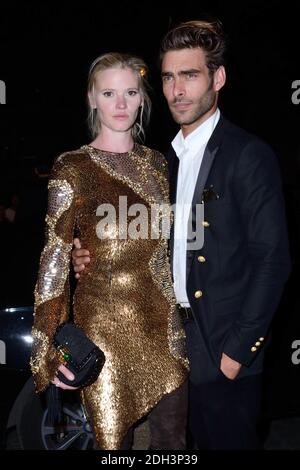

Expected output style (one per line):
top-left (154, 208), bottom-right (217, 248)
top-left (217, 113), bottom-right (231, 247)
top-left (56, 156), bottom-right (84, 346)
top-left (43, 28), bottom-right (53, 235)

top-left (186, 116), bottom-right (226, 281)
top-left (167, 146), bottom-right (179, 205)
top-left (166, 146), bottom-right (179, 274)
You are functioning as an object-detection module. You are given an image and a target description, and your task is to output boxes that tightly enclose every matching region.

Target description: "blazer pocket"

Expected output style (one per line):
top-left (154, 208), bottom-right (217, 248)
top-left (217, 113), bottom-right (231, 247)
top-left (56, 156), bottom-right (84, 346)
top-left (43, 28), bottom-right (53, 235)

top-left (213, 294), bottom-right (244, 316)
top-left (203, 200), bottom-right (229, 212)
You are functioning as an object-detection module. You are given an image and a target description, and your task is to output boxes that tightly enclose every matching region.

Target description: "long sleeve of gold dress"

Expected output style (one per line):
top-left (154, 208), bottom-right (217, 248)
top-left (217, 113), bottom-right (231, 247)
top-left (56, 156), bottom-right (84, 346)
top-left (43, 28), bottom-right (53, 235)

top-left (30, 143), bottom-right (188, 449)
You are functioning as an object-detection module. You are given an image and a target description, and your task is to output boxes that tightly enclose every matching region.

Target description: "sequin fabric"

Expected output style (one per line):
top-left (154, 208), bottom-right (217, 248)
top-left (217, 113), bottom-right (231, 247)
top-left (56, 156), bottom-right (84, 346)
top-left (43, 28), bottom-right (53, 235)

top-left (30, 144), bottom-right (188, 449)
top-left (35, 180), bottom-right (73, 307)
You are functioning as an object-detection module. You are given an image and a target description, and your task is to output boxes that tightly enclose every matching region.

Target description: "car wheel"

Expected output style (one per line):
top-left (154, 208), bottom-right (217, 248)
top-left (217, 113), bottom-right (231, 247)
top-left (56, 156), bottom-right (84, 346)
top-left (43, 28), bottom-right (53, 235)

top-left (6, 378), bottom-right (96, 450)
top-left (20, 394), bottom-right (96, 450)
top-left (40, 402), bottom-right (96, 450)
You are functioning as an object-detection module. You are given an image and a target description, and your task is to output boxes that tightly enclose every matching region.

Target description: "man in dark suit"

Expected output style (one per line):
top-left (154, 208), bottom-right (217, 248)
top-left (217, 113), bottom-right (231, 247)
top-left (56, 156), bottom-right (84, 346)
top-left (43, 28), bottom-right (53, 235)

top-left (158, 19), bottom-right (290, 449)
top-left (72, 19), bottom-right (290, 449)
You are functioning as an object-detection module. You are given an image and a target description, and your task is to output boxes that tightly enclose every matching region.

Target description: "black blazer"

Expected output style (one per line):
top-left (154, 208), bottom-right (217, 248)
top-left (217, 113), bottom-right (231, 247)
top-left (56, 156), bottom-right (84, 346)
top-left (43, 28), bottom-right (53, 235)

top-left (167, 115), bottom-right (291, 382)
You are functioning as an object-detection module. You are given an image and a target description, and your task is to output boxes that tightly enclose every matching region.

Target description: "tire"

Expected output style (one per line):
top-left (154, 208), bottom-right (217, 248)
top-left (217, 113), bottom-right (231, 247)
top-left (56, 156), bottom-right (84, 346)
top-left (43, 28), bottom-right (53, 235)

top-left (6, 378), bottom-right (96, 450)
top-left (5, 427), bottom-right (22, 450)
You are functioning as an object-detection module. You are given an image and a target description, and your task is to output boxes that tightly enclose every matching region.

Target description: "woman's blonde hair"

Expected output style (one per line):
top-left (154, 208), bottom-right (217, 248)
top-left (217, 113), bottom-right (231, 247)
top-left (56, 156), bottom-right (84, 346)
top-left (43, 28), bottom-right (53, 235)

top-left (87, 52), bottom-right (151, 142)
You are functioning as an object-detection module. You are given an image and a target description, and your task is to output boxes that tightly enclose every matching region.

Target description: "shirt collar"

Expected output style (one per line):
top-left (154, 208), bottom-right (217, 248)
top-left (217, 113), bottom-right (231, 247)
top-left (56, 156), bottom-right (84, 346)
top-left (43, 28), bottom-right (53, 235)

top-left (172, 108), bottom-right (220, 159)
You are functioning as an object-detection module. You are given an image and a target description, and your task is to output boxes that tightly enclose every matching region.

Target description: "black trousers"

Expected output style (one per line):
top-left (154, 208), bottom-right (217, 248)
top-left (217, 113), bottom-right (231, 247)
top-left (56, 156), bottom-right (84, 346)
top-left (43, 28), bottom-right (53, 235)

top-left (185, 320), bottom-right (263, 450)
top-left (121, 379), bottom-right (188, 450)
top-left (189, 373), bottom-right (263, 449)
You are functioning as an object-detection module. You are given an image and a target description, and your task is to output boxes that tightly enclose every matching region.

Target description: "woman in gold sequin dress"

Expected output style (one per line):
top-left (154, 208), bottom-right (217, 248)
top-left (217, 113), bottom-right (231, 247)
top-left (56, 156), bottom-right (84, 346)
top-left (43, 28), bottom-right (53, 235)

top-left (30, 53), bottom-right (188, 450)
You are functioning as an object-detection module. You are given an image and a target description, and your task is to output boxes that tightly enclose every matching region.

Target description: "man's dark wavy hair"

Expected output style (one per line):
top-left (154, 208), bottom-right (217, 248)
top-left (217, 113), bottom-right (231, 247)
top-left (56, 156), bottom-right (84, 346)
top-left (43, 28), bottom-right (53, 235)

top-left (159, 20), bottom-right (226, 74)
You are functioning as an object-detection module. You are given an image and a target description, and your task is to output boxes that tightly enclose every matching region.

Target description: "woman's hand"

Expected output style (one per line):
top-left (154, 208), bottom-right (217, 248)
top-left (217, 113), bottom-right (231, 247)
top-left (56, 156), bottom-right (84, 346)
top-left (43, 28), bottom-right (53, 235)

top-left (51, 364), bottom-right (79, 390)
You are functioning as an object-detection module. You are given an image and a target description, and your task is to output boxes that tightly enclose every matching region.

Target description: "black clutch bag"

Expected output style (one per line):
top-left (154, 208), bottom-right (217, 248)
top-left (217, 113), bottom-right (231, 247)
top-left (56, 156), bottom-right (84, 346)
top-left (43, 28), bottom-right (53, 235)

top-left (53, 321), bottom-right (105, 388)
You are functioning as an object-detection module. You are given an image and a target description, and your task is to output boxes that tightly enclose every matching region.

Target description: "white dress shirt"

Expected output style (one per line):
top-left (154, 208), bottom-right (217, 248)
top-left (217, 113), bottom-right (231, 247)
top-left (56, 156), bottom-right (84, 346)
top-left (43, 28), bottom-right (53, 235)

top-left (172, 108), bottom-right (220, 306)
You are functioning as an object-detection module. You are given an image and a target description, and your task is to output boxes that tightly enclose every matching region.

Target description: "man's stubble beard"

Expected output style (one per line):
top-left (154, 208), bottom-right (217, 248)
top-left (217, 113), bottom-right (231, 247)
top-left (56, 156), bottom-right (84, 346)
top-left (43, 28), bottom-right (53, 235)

top-left (171, 80), bottom-right (217, 126)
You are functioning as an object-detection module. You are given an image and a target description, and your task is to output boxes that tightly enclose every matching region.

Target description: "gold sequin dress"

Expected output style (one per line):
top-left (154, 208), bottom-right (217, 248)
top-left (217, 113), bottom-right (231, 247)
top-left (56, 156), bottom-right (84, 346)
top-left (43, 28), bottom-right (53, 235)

top-left (30, 143), bottom-right (188, 449)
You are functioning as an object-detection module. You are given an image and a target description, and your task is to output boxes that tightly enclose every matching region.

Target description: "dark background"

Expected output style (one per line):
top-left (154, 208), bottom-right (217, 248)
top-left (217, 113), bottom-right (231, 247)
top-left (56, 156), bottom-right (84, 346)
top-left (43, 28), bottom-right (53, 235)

top-left (1, 0), bottom-right (300, 422)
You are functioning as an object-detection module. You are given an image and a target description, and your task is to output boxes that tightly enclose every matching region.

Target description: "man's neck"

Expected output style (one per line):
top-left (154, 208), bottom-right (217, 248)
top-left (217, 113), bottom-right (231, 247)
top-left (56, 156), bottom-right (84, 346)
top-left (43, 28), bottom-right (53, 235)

top-left (181, 104), bottom-right (218, 138)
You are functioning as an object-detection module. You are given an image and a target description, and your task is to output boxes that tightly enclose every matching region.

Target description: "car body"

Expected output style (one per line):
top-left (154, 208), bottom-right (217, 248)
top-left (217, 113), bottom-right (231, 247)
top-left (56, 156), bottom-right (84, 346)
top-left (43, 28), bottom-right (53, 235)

top-left (0, 305), bottom-right (96, 450)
